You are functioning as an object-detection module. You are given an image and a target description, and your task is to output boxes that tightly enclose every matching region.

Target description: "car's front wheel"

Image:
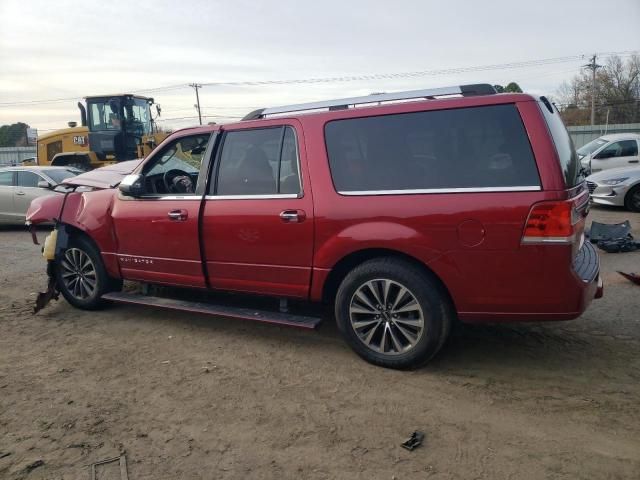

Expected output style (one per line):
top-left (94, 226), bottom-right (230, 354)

top-left (55, 236), bottom-right (120, 310)
top-left (335, 258), bottom-right (453, 369)
top-left (624, 185), bottom-right (640, 212)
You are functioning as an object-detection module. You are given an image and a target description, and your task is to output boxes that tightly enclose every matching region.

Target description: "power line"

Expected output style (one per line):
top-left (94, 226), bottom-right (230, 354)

top-left (198, 52), bottom-right (637, 87)
top-left (1, 50), bottom-right (636, 108)
top-left (156, 114), bottom-right (241, 122)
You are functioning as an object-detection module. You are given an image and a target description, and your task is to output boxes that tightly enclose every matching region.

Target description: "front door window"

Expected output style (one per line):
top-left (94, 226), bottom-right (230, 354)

top-left (598, 140), bottom-right (638, 159)
top-left (141, 134), bottom-right (211, 195)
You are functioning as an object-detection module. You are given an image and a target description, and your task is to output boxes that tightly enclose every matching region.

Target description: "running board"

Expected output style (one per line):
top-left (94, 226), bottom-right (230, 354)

top-left (101, 291), bottom-right (322, 329)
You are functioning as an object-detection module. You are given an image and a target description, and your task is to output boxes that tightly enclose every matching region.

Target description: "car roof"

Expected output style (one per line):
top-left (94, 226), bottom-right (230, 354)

top-left (598, 133), bottom-right (640, 141)
top-left (229, 92), bottom-right (537, 127)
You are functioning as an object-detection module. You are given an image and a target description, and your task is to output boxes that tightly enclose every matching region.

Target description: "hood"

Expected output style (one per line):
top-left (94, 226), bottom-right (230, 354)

top-left (62, 159), bottom-right (143, 189)
top-left (587, 165), bottom-right (640, 182)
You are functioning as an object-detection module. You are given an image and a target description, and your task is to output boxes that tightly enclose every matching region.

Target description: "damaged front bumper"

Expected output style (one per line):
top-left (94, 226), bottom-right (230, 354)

top-left (32, 225), bottom-right (70, 313)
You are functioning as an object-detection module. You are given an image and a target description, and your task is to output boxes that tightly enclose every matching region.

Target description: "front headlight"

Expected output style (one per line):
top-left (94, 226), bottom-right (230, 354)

top-left (600, 177), bottom-right (629, 186)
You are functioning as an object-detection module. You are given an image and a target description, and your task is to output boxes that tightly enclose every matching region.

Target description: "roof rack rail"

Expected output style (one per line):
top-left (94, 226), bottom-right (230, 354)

top-left (242, 83), bottom-right (497, 120)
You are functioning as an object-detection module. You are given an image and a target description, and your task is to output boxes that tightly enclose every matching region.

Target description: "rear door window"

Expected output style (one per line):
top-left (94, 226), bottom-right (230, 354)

top-left (0, 171), bottom-right (14, 186)
top-left (213, 126), bottom-right (301, 196)
top-left (17, 171), bottom-right (41, 188)
top-left (325, 104), bottom-right (540, 193)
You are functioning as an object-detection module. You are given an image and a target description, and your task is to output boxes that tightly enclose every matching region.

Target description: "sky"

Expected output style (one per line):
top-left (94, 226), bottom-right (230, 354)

top-left (1, 0), bottom-right (639, 132)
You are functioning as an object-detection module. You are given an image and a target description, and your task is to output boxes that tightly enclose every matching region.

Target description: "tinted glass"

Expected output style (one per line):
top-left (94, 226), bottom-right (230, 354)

top-left (599, 140), bottom-right (638, 158)
top-left (43, 168), bottom-right (79, 184)
top-left (539, 98), bottom-right (581, 187)
top-left (325, 104), bottom-right (540, 192)
top-left (620, 140), bottom-right (638, 156)
top-left (0, 171), bottom-right (13, 186)
top-left (214, 127), bottom-right (300, 195)
top-left (279, 127), bottom-right (301, 194)
top-left (17, 171), bottom-right (41, 188)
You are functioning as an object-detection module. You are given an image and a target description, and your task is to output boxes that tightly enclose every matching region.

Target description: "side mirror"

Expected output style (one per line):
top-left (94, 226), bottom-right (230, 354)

top-left (119, 174), bottom-right (145, 197)
top-left (37, 180), bottom-right (52, 189)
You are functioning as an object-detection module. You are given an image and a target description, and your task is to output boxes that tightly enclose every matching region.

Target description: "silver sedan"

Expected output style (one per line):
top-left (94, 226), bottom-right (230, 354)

top-left (0, 166), bottom-right (81, 225)
top-left (586, 166), bottom-right (640, 212)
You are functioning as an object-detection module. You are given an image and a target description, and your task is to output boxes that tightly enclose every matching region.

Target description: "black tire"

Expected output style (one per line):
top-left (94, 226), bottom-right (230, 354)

top-left (55, 235), bottom-right (121, 310)
top-left (624, 185), bottom-right (640, 213)
top-left (334, 258), bottom-right (453, 369)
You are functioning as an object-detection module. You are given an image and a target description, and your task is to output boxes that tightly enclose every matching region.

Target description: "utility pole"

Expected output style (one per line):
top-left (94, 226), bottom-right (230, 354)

top-left (189, 83), bottom-right (203, 125)
top-left (583, 54), bottom-right (601, 126)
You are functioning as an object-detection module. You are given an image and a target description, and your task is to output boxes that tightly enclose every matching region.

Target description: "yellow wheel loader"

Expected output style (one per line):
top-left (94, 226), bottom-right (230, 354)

top-left (37, 94), bottom-right (168, 170)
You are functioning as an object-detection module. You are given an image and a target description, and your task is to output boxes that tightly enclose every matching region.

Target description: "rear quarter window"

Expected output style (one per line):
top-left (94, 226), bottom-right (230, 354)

top-left (538, 97), bottom-right (582, 187)
top-left (324, 104), bottom-right (540, 193)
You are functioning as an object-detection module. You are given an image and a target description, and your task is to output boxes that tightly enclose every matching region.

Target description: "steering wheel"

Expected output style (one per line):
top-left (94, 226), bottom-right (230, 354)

top-left (163, 169), bottom-right (195, 194)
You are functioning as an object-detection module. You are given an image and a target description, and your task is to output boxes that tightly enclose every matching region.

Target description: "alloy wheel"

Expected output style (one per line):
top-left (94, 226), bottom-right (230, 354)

top-left (59, 248), bottom-right (97, 300)
top-left (349, 279), bottom-right (425, 355)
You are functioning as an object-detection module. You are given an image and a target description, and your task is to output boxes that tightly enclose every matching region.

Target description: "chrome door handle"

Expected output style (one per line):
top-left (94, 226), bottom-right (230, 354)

top-left (15, 191), bottom-right (25, 196)
top-left (168, 209), bottom-right (188, 221)
top-left (280, 210), bottom-right (305, 223)
top-left (628, 160), bottom-right (639, 163)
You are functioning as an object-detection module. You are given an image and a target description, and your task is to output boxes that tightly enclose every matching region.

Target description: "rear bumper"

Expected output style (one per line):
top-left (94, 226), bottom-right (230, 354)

top-left (460, 242), bottom-right (602, 323)
top-left (576, 240), bottom-right (603, 295)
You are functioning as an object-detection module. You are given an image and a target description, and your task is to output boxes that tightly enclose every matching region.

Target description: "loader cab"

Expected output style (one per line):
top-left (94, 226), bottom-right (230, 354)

top-left (85, 95), bottom-right (154, 162)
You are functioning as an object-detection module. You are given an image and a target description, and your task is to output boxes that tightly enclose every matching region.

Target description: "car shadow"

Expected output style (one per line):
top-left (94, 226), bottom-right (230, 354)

top-left (84, 296), bottom-right (634, 382)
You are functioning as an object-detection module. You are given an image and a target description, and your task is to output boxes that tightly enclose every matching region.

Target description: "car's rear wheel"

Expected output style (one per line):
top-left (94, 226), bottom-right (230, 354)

top-left (624, 185), bottom-right (640, 212)
top-left (335, 258), bottom-right (452, 369)
top-left (55, 236), bottom-right (120, 310)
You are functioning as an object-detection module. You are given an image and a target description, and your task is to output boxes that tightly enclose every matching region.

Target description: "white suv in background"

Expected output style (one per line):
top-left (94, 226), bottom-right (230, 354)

top-left (577, 133), bottom-right (640, 174)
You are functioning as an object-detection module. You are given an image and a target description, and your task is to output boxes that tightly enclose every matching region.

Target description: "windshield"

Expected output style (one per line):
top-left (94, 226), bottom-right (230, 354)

top-left (123, 98), bottom-right (152, 136)
top-left (88, 98), bottom-right (122, 131)
top-left (577, 138), bottom-right (608, 157)
top-left (43, 168), bottom-right (82, 184)
top-left (87, 97), bottom-right (152, 135)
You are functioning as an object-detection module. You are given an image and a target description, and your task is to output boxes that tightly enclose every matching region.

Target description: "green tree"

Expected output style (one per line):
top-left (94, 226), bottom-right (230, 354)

top-left (493, 82), bottom-right (523, 93)
top-left (504, 82), bottom-right (523, 93)
top-left (0, 122), bottom-right (30, 147)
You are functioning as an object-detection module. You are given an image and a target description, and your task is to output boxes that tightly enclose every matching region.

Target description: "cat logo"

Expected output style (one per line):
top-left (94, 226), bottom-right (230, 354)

top-left (73, 135), bottom-right (87, 145)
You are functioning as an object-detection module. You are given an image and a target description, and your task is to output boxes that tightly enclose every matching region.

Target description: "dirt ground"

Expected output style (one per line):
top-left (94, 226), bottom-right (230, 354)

top-left (1, 205), bottom-right (639, 480)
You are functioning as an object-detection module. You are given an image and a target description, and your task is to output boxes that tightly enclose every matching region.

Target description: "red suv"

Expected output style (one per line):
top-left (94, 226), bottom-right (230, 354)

top-left (27, 84), bottom-right (603, 369)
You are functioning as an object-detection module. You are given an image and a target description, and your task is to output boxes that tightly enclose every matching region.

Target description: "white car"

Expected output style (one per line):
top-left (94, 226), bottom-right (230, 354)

top-left (586, 166), bottom-right (640, 212)
top-left (0, 166), bottom-right (81, 225)
top-left (577, 133), bottom-right (640, 174)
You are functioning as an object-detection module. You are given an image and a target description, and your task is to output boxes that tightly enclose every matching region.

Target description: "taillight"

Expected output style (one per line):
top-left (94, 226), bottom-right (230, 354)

top-left (522, 201), bottom-right (578, 244)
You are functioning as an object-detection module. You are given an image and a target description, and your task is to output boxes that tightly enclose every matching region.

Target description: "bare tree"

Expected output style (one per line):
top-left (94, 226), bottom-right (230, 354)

top-left (556, 55), bottom-right (640, 125)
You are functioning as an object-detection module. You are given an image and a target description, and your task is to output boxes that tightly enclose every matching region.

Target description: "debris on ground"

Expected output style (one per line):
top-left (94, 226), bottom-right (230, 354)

top-left (0, 452), bottom-right (11, 459)
top-left (23, 459), bottom-right (45, 472)
top-left (90, 453), bottom-right (129, 480)
top-left (589, 221), bottom-right (633, 242)
top-left (401, 431), bottom-right (425, 451)
top-left (618, 271), bottom-right (640, 285)
top-left (597, 238), bottom-right (640, 253)
top-left (588, 220), bottom-right (640, 253)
